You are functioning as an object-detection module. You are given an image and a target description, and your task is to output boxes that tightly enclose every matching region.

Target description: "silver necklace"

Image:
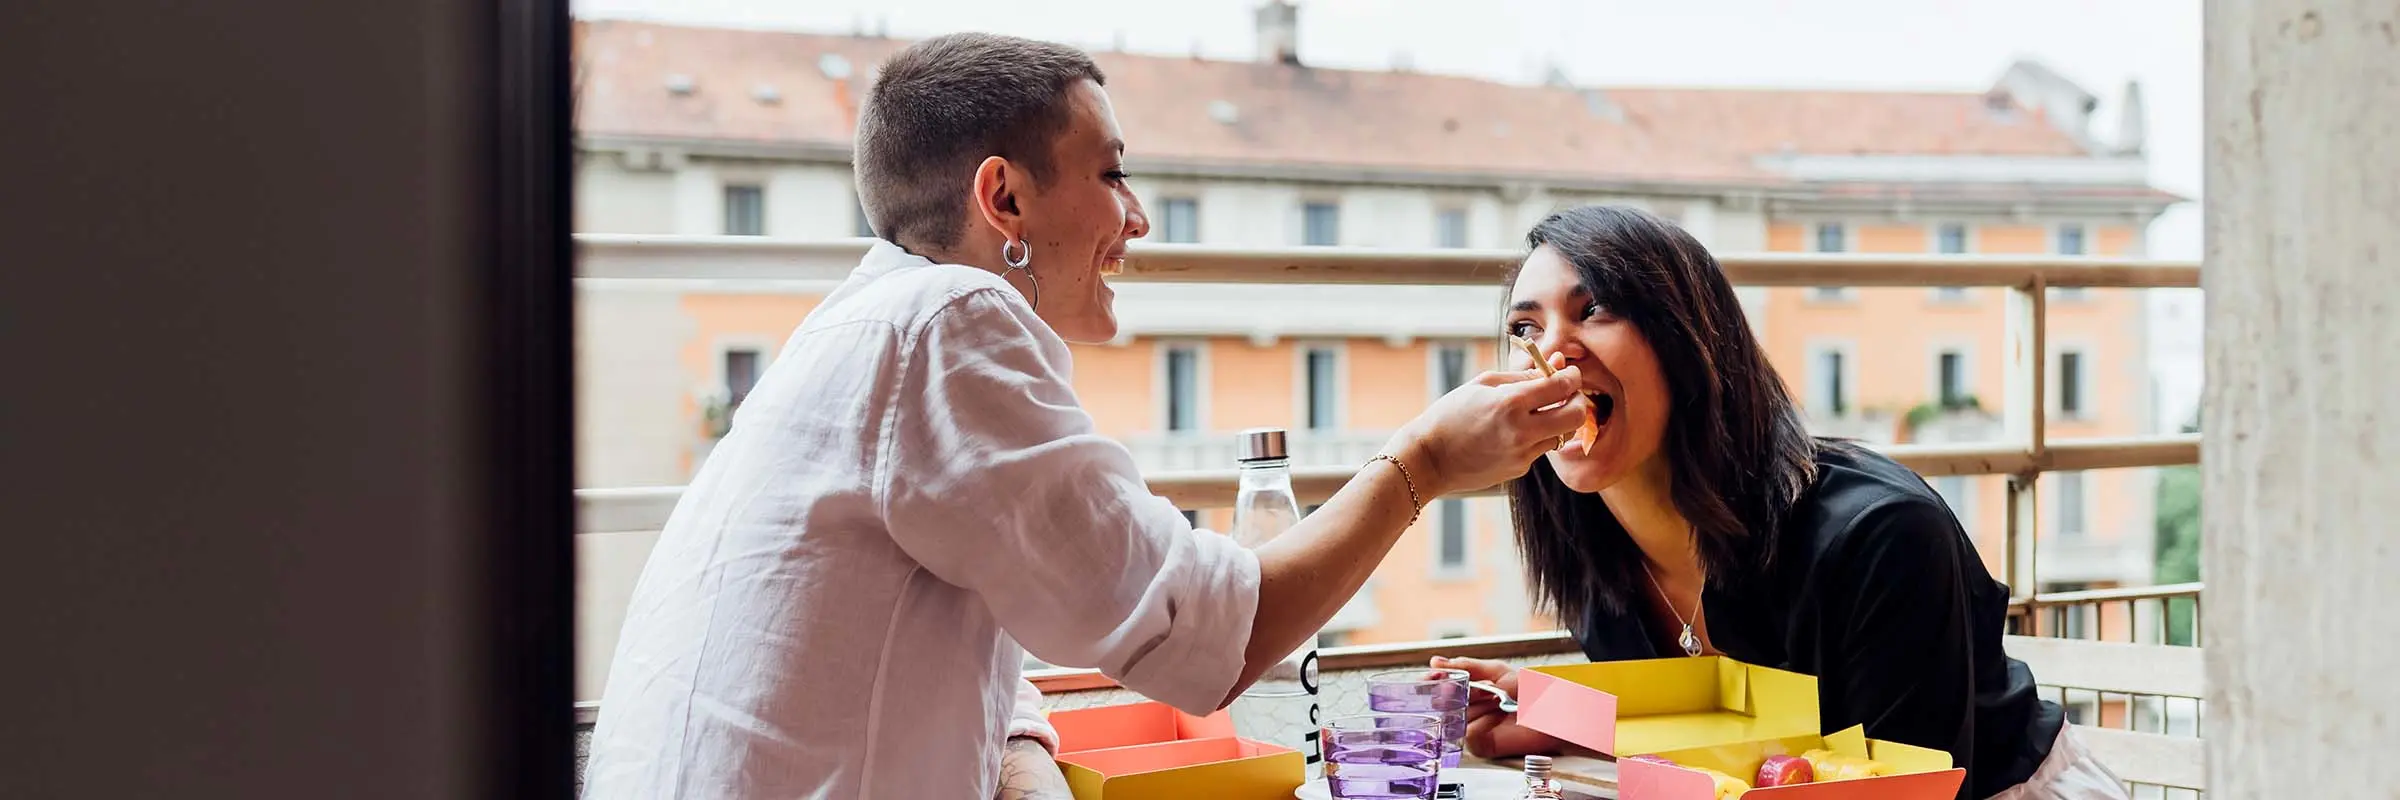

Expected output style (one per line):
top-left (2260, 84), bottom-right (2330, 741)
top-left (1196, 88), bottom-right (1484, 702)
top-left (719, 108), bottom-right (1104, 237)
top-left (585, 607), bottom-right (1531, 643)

top-left (1642, 561), bottom-right (1705, 657)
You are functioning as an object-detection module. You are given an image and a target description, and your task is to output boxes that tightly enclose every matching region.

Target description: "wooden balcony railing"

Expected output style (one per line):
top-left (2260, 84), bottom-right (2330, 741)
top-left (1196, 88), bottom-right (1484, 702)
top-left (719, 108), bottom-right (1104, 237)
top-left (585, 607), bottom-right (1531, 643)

top-left (574, 237), bottom-right (2204, 737)
top-left (571, 237), bottom-right (2208, 794)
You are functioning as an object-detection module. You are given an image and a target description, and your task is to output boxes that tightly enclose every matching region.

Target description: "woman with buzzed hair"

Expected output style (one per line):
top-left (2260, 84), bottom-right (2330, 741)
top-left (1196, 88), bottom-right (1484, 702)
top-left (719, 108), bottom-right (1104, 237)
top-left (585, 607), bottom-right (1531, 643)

top-left (582, 33), bottom-right (1594, 799)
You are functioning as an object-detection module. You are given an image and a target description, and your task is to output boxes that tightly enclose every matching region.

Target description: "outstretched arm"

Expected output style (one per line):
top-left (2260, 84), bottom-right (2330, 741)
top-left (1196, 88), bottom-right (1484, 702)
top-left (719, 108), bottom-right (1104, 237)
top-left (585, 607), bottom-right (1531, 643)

top-left (995, 736), bottom-right (1073, 800)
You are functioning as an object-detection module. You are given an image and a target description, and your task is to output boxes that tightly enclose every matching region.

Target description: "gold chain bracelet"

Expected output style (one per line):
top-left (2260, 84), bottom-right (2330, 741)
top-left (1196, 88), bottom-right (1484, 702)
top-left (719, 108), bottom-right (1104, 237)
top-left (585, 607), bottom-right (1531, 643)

top-left (1367, 453), bottom-right (1424, 525)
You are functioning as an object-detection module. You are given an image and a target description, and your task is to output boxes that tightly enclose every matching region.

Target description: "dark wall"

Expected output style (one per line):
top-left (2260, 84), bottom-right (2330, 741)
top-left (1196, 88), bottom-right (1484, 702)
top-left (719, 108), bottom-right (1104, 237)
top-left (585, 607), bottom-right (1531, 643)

top-left (1, 0), bottom-right (573, 796)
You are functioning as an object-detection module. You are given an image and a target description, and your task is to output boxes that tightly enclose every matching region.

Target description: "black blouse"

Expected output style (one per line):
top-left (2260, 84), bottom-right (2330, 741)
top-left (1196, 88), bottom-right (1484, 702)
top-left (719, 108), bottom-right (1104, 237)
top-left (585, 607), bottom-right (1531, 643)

top-left (1570, 443), bottom-right (2061, 800)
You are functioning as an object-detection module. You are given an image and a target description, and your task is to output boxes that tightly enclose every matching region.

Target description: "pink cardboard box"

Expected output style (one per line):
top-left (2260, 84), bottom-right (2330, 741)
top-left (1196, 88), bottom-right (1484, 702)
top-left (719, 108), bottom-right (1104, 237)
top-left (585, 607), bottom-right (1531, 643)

top-left (1047, 702), bottom-right (1304, 800)
top-left (1048, 701), bottom-right (1239, 753)
top-left (1517, 656), bottom-right (1822, 757)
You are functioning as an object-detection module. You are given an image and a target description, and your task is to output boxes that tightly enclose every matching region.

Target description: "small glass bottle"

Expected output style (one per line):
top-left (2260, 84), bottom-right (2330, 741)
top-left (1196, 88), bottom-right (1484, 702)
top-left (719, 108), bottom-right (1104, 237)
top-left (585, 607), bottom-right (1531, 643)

top-left (1227, 428), bottom-right (1320, 778)
top-left (1229, 428), bottom-right (1309, 698)
top-left (1520, 754), bottom-right (1564, 799)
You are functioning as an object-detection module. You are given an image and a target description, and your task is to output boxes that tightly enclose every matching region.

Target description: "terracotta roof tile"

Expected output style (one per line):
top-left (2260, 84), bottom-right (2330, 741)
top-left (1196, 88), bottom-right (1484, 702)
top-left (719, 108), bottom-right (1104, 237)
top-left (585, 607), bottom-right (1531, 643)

top-left (573, 20), bottom-right (2121, 191)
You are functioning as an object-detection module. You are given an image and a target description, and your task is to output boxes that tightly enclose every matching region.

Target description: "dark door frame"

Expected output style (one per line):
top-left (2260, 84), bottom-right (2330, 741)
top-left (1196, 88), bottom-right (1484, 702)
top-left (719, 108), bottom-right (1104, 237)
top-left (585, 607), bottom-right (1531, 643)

top-left (487, 0), bottom-right (578, 795)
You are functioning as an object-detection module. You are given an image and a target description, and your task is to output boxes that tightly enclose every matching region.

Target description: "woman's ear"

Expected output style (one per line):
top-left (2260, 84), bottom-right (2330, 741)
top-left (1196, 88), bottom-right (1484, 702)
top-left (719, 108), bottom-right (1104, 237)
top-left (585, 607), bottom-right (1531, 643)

top-left (971, 155), bottom-right (1024, 241)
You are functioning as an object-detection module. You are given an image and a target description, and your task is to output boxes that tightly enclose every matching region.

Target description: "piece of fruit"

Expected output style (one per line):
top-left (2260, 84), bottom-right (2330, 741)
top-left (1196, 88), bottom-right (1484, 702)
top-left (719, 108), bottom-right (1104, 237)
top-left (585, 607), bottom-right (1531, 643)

top-left (1689, 766), bottom-right (1753, 799)
top-left (1621, 755), bottom-right (1750, 797)
top-left (1800, 749), bottom-right (1893, 782)
top-left (1576, 401), bottom-right (1602, 454)
top-left (1755, 754), bottom-right (1814, 786)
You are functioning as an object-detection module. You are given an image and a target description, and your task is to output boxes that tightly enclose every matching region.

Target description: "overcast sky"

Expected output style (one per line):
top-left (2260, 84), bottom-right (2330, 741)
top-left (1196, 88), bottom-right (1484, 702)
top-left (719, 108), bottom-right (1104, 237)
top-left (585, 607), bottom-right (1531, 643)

top-left (574, 0), bottom-right (2208, 423)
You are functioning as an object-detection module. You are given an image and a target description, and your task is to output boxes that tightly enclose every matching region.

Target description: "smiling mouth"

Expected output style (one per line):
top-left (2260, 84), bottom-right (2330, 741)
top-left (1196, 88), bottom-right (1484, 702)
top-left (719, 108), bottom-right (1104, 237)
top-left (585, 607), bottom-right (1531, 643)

top-left (1098, 251), bottom-right (1128, 276)
top-left (1560, 391), bottom-right (1615, 454)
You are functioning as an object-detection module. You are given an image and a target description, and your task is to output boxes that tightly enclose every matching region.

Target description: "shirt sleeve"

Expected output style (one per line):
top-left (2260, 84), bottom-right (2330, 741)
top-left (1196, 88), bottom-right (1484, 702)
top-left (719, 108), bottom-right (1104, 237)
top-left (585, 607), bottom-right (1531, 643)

top-left (1007, 677), bottom-right (1061, 755)
top-left (875, 287), bottom-right (1262, 716)
top-left (1826, 498), bottom-right (1977, 790)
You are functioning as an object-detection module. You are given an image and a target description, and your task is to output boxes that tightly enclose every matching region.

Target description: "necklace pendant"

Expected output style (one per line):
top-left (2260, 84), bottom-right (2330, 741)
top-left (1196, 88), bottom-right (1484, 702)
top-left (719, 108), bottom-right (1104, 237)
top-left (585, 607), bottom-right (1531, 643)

top-left (1678, 624), bottom-right (1702, 657)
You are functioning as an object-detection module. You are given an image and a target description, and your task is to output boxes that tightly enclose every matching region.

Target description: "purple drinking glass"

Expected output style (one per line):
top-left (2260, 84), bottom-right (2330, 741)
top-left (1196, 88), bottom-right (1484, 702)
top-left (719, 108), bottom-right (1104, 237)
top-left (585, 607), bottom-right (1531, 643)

top-left (1320, 713), bottom-right (1444, 800)
top-left (1364, 668), bottom-right (1470, 769)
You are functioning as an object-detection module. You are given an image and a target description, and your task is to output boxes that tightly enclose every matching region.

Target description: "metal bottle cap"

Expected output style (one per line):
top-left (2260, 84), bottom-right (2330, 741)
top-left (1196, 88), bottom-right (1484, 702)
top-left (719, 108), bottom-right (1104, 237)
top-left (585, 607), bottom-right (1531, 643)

top-left (1237, 427), bottom-right (1288, 462)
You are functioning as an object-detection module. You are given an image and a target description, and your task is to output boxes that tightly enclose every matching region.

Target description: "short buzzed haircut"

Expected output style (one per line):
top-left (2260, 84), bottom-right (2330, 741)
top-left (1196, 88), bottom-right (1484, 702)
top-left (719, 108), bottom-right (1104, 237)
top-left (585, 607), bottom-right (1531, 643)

top-left (855, 33), bottom-right (1107, 251)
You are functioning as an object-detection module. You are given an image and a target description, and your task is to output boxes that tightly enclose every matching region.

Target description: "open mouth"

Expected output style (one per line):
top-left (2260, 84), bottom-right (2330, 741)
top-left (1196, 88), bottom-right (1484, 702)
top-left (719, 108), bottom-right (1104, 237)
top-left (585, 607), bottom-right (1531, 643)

top-left (1559, 391), bottom-right (1615, 454)
top-left (1507, 334), bottom-right (1618, 455)
top-left (1099, 252), bottom-right (1127, 276)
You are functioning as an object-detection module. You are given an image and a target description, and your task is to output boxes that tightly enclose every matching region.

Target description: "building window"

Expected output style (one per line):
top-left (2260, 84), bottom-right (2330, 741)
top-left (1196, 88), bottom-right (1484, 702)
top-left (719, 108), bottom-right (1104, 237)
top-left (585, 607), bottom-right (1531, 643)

top-left (1809, 344), bottom-right (1852, 417)
top-left (720, 347), bottom-right (764, 432)
top-left (2059, 350), bottom-right (2087, 418)
top-left (1431, 621), bottom-right (1477, 640)
top-left (1933, 475), bottom-right (1973, 536)
top-left (2056, 223), bottom-right (2088, 255)
top-left (1810, 222), bottom-right (1851, 300)
top-left (1435, 208), bottom-right (1469, 248)
top-left (1164, 345), bottom-right (1201, 433)
top-left (853, 193), bottom-right (875, 238)
top-left (723, 185), bottom-right (765, 236)
top-left (1432, 343), bottom-right (1471, 399)
top-left (1302, 201), bottom-right (1341, 246)
top-left (1304, 347), bottom-right (1340, 430)
top-left (1815, 222), bottom-right (1848, 253)
top-left (1181, 509), bottom-right (1201, 527)
top-left (1160, 197), bottom-right (1200, 244)
top-left (2043, 582), bottom-right (2092, 639)
top-left (2056, 471), bottom-right (2087, 539)
top-left (1937, 349), bottom-right (1969, 407)
top-left (2053, 223), bottom-right (2089, 300)
top-left (1934, 223), bottom-right (1970, 302)
top-left (1436, 498), bottom-right (1469, 573)
top-left (1937, 222), bottom-right (1969, 254)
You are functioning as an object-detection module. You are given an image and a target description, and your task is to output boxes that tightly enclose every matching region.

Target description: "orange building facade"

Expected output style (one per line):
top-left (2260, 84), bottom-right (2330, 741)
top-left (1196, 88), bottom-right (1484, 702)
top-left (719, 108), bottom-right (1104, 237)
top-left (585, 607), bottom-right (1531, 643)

top-left (567, 18), bottom-right (2180, 696)
top-left (637, 212), bottom-right (2157, 647)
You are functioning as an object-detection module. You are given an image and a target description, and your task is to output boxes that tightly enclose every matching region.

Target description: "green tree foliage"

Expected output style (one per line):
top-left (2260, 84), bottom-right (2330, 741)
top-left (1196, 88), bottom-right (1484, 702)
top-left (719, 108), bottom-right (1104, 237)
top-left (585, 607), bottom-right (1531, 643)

top-left (2154, 409), bottom-right (2201, 645)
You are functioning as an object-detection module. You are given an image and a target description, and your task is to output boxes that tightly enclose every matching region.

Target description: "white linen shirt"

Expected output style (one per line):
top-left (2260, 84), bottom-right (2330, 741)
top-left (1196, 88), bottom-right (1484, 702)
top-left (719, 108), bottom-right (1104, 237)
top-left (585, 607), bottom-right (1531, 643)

top-left (582, 241), bottom-right (1263, 799)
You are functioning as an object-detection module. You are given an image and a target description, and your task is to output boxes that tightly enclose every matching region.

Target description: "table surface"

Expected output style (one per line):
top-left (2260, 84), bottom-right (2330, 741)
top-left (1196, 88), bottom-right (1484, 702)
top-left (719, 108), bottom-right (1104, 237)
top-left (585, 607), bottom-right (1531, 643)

top-left (1461, 754), bottom-right (1619, 798)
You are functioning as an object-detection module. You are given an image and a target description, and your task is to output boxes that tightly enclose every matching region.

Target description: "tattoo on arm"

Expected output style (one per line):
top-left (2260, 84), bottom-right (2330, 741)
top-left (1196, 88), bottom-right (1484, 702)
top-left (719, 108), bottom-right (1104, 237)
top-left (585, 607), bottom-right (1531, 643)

top-left (996, 736), bottom-right (1074, 800)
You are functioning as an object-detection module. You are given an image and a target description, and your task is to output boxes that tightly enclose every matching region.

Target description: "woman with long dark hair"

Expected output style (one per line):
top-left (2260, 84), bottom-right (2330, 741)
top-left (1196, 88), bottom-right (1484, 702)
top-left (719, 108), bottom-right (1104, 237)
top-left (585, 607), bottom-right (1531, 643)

top-left (1434, 206), bottom-right (2126, 799)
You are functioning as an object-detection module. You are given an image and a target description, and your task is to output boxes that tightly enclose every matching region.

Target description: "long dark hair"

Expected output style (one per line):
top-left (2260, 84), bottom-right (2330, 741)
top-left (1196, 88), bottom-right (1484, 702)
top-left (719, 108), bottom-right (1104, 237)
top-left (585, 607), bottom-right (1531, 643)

top-left (1505, 205), bottom-right (1819, 624)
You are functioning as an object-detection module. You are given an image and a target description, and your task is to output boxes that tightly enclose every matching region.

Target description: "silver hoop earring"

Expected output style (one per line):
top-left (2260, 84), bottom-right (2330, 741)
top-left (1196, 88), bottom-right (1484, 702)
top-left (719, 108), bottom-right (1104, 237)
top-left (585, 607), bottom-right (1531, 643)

top-left (1000, 238), bottom-right (1039, 308)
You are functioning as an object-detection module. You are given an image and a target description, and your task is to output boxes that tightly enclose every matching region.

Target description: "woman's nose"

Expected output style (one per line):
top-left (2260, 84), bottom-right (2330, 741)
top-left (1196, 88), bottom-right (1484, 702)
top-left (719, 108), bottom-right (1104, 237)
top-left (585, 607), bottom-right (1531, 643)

top-left (1538, 329), bottom-right (1588, 365)
top-left (1122, 196), bottom-right (1151, 240)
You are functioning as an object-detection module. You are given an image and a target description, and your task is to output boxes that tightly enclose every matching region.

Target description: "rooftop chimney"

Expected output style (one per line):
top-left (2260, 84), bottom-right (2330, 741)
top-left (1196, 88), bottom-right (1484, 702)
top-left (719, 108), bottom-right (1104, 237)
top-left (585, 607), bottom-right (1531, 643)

top-left (2115, 79), bottom-right (2148, 156)
top-left (1255, 1), bottom-right (1300, 66)
top-left (1541, 61), bottom-right (1574, 89)
top-left (1993, 59), bottom-right (2101, 150)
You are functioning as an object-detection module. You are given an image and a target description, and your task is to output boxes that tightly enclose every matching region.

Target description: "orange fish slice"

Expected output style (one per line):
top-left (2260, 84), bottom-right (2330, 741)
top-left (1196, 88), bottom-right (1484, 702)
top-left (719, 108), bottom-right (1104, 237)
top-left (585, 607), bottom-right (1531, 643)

top-left (1508, 335), bottom-right (1600, 455)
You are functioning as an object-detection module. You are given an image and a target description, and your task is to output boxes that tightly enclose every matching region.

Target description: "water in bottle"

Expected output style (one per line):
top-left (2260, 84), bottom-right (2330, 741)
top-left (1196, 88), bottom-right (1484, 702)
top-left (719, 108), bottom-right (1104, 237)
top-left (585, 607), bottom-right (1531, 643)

top-left (1226, 428), bottom-right (1322, 777)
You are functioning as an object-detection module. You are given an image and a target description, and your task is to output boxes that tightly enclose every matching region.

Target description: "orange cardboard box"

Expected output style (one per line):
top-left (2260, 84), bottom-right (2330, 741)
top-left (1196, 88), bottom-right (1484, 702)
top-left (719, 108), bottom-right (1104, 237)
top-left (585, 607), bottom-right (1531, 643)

top-left (1616, 725), bottom-right (1965, 800)
top-left (1047, 702), bottom-right (1305, 800)
top-left (1517, 656), bottom-right (1823, 756)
